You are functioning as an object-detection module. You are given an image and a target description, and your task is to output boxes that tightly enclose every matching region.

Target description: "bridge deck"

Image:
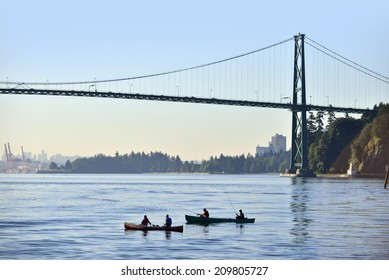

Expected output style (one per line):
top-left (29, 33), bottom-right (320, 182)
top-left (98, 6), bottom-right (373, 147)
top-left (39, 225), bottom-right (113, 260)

top-left (0, 88), bottom-right (374, 114)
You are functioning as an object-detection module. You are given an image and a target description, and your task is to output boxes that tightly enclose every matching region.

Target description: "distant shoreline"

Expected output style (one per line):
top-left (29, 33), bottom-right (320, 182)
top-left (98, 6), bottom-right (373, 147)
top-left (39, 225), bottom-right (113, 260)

top-left (31, 170), bottom-right (386, 179)
top-left (316, 173), bottom-right (385, 179)
top-left (36, 169), bottom-right (72, 174)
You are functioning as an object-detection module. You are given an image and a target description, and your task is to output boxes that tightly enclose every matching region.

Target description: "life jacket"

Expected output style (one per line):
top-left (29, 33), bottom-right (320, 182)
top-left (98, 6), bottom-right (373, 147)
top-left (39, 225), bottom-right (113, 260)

top-left (141, 218), bottom-right (150, 225)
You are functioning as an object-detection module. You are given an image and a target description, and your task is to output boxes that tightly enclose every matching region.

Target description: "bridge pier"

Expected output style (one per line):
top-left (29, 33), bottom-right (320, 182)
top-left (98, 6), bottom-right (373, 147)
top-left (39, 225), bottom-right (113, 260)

top-left (283, 168), bottom-right (316, 177)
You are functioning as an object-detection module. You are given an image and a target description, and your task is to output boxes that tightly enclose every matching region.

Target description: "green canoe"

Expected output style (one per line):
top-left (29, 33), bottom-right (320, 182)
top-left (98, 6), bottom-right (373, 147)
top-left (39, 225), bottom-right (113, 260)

top-left (185, 215), bottom-right (255, 224)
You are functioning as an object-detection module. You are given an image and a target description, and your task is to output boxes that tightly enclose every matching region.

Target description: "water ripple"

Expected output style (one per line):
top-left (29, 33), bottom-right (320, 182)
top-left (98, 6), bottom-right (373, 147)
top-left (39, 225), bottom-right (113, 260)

top-left (1, 174), bottom-right (388, 259)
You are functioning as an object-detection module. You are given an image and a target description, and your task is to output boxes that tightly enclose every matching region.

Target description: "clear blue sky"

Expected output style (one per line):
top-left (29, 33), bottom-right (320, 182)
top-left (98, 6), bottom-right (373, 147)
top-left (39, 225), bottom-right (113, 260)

top-left (1, 0), bottom-right (388, 160)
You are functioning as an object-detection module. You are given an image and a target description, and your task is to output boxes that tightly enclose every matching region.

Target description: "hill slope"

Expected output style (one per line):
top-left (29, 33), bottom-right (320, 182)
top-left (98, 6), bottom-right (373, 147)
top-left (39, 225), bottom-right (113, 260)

top-left (350, 111), bottom-right (389, 174)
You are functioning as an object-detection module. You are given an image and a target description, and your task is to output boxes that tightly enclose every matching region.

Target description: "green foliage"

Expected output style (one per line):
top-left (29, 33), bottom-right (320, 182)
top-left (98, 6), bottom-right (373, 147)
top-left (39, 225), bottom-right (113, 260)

top-left (70, 151), bottom-right (290, 174)
top-left (309, 117), bottom-right (365, 173)
top-left (64, 160), bottom-right (72, 170)
top-left (309, 103), bottom-right (388, 174)
top-left (49, 162), bottom-right (58, 170)
top-left (327, 110), bottom-right (336, 127)
top-left (350, 104), bottom-right (389, 173)
top-left (202, 151), bottom-right (290, 174)
top-left (72, 151), bottom-right (187, 173)
top-left (315, 110), bottom-right (325, 133)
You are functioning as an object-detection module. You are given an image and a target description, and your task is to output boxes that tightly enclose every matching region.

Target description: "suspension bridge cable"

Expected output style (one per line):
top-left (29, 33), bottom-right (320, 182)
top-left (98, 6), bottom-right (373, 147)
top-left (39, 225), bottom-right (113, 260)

top-left (1, 37), bottom-right (294, 86)
top-left (306, 36), bottom-right (389, 81)
top-left (305, 37), bottom-right (389, 84)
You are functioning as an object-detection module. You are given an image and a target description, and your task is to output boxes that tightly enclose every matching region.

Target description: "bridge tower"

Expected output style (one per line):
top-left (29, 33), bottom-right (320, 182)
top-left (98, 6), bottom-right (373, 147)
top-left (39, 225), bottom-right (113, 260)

top-left (285, 34), bottom-right (315, 177)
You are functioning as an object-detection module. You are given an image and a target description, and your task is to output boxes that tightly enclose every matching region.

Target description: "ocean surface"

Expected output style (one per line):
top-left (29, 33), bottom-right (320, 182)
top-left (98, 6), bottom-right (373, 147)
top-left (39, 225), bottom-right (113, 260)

top-left (0, 173), bottom-right (388, 260)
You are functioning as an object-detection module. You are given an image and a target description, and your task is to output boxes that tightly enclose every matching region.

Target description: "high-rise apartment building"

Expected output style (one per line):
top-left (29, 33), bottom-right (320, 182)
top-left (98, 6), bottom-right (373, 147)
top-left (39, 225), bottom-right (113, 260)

top-left (271, 134), bottom-right (286, 153)
top-left (256, 134), bottom-right (287, 156)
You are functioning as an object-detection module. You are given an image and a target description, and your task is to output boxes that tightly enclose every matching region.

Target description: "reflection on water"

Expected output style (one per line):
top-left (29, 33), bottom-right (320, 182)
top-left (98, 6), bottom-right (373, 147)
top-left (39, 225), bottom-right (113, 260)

top-left (124, 229), bottom-right (174, 240)
top-left (165, 231), bottom-right (171, 240)
top-left (290, 185), bottom-right (312, 244)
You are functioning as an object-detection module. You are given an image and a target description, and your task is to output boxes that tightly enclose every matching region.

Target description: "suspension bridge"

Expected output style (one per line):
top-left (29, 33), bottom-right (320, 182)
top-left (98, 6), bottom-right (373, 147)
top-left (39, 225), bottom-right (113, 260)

top-left (1, 34), bottom-right (388, 176)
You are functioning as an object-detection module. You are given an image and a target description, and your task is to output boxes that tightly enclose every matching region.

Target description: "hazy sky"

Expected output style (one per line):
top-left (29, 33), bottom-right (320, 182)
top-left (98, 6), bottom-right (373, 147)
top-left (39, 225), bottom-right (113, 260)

top-left (1, 0), bottom-right (388, 161)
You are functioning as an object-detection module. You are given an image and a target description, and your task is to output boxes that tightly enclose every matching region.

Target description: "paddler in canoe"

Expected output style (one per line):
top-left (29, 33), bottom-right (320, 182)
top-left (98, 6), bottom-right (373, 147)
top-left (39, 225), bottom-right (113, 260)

top-left (236, 209), bottom-right (245, 219)
top-left (141, 215), bottom-right (152, 226)
top-left (164, 214), bottom-right (172, 227)
top-left (197, 208), bottom-right (209, 218)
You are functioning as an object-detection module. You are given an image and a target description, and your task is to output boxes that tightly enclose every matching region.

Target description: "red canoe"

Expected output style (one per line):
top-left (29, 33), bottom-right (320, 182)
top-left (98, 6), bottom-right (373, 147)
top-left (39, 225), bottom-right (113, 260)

top-left (124, 222), bottom-right (184, 233)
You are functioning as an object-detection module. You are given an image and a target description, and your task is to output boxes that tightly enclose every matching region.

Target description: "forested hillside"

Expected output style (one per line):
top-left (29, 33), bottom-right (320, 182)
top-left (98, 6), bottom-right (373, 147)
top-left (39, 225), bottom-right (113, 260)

top-left (308, 116), bottom-right (365, 173)
top-left (308, 103), bottom-right (388, 174)
top-left (350, 104), bottom-right (389, 174)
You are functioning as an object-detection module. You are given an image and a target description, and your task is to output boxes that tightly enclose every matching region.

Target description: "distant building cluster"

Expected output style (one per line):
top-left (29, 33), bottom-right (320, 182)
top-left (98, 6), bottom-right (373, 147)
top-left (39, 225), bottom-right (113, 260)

top-left (1, 143), bottom-right (79, 173)
top-left (256, 134), bottom-right (287, 156)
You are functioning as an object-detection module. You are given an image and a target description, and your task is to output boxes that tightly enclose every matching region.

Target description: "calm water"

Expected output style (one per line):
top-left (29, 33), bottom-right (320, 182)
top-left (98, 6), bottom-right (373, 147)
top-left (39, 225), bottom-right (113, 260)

top-left (0, 174), bottom-right (388, 260)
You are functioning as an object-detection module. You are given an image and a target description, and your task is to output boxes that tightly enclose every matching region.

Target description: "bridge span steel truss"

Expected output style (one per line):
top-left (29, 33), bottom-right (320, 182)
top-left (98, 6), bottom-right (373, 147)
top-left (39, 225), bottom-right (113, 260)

top-left (0, 87), bottom-right (373, 115)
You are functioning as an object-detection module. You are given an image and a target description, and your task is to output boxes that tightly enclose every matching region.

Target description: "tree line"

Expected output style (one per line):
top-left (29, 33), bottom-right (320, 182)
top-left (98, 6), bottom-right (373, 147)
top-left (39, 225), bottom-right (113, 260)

top-left (62, 150), bottom-right (291, 174)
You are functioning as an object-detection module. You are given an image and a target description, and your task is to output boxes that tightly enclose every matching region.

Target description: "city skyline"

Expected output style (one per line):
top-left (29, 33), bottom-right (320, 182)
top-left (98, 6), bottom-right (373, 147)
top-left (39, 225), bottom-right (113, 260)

top-left (1, 143), bottom-right (80, 164)
top-left (1, 1), bottom-right (388, 161)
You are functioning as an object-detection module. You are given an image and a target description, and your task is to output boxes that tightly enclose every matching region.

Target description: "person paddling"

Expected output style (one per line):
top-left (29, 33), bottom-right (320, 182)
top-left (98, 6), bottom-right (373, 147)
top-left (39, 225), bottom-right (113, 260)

top-left (164, 214), bottom-right (172, 227)
top-left (141, 215), bottom-right (151, 226)
top-left (197, 208), bottom-right (209, 218)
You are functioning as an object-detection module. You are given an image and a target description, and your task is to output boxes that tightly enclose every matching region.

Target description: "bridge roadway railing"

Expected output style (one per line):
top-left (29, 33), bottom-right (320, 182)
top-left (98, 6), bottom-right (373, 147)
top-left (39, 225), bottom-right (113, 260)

top-left (0, 87), bottom-right (374, 114)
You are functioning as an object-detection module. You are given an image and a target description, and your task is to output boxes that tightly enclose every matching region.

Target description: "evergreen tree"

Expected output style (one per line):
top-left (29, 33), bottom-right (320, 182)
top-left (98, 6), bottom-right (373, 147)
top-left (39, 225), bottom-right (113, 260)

top-left (307, 111), bottom-right (316, 146)
top-left (327, 110), bottom-right (336, 128)
top-left (49, 162), bottom-right (58, 170)
top-left (64, 160), bottom-right (72, 170)
top-left (315, 110), bottom-right (325, 134)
